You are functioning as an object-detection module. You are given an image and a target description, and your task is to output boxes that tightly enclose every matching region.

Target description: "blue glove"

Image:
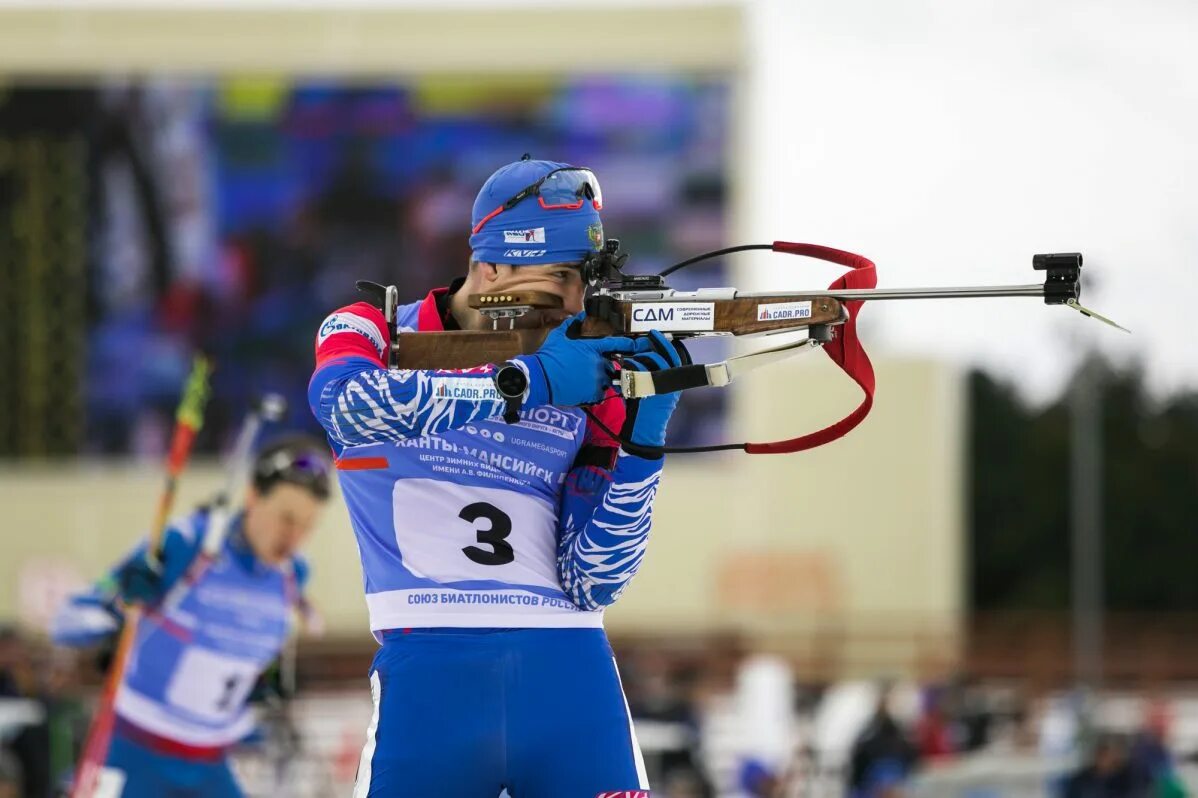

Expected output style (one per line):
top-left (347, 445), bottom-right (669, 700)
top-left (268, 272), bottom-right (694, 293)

top-left (113, 550), bottom-right (166, 605)
top-left (619, 330), bottom-right (691, 457)
top-left (516, 313), bottom-right (648, 407)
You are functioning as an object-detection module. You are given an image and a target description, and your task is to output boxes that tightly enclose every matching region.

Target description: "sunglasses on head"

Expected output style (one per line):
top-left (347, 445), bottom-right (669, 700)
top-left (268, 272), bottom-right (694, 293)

top-left (255, 450), bottom-right (331, 496)
top-left (472, 167), bottom-right (603, 235)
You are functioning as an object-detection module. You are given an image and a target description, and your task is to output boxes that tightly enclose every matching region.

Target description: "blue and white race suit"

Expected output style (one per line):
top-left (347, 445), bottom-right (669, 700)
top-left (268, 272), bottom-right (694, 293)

top-left (53, 510), bottom-right (306, 798)
top-left (309, 288), bottom-right (661, 796)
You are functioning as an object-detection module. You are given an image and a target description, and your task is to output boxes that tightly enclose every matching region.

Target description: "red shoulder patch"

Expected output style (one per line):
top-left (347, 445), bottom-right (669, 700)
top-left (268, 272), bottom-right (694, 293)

top-left (314, 302), bottom-right (388, 367)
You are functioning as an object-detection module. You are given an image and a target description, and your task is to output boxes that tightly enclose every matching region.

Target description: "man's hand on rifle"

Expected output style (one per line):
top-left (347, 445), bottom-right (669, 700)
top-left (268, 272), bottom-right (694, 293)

top-left (619, 330), bottom-right (690, 458)
top-left (516, 312), bottom-right (649, 407)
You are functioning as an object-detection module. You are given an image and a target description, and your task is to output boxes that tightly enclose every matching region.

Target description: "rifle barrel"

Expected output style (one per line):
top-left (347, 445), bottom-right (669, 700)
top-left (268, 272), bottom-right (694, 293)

top-left (773, 283), bottom-right (1047, 301)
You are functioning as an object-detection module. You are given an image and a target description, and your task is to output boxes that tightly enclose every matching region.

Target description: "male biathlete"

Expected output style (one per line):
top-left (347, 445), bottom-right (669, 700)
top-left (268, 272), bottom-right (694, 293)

top-left (310, 157), bottom-right (689, 796)
top-left (53, 436), bottom-right (331, 797)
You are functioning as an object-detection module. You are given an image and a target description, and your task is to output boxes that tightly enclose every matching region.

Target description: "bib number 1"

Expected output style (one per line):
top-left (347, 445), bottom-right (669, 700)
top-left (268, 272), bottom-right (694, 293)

top-left (164, 648), bottom-right (259, 723)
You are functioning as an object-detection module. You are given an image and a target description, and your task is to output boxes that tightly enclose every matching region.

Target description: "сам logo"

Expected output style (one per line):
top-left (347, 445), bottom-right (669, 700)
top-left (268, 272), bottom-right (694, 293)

top-left (631, 307), bottom-right (674, 323)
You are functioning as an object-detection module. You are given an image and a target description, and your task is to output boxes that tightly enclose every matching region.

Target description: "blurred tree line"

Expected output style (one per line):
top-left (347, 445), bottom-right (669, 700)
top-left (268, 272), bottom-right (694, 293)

top-left (970, 359), bottom-right (1198, 611)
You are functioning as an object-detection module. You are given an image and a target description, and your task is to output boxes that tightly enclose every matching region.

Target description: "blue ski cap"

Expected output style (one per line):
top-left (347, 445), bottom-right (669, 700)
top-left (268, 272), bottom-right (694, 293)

top-left (469, 158), bottom-right (604, 267)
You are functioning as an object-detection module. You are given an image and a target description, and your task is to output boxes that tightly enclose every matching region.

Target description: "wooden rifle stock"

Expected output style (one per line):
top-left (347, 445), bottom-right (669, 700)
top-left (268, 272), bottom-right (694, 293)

top-left (394, 316), bottom-right (617, 370)
top-left (395, 329), bottom-right (546, 370)
top-left (392, 294), bottom-right (843, 371)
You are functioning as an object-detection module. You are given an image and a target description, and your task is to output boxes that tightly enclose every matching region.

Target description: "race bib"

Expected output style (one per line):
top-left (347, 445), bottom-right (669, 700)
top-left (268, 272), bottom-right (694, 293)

top-left (392, 478), bottom-right (559, 590)
top-left (164, 647), bottom-right (260, 723)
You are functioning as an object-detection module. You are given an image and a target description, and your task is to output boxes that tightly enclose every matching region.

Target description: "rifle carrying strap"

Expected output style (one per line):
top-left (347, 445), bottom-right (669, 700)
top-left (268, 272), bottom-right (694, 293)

top-left (624, 242), bottom-right (877, 455)
top-left (746, 242), bottom-right (877, 454)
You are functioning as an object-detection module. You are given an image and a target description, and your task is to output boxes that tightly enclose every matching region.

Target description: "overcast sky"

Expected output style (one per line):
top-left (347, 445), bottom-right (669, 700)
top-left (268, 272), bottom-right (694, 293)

top-left (741, 0), bottom-right (1197, 402)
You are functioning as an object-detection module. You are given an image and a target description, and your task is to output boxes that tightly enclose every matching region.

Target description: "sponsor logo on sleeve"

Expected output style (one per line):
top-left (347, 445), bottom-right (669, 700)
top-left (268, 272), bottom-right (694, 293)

top-left (431, 377), bottom-right (503, 402)
top-left (503, 227), bottom-right (546, 244)
top-left (756, 301), bottom-right (812, 322)
top-left (317, 312), bottom-right (386, 356)
top-left (629, 302), bottom-right (715, 332)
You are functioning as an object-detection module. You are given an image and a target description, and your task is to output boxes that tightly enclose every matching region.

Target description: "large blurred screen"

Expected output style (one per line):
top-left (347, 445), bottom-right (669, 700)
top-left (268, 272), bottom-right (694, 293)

top-left (0, 76), bottom-right (731, 457)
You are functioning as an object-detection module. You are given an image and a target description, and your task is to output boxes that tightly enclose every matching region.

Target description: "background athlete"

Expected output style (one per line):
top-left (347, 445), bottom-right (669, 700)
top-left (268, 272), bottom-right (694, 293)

top-left (52, 436), bottom-right (331, 798)
top-left (309, 157), bottom-right (688, 796)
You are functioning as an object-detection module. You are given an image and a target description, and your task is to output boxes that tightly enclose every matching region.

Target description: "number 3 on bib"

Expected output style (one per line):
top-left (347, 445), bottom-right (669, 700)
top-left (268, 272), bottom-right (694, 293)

top-left (460, 502), bottom-right (514, 565)
top-left (392, 479), bottom-right (561, 590)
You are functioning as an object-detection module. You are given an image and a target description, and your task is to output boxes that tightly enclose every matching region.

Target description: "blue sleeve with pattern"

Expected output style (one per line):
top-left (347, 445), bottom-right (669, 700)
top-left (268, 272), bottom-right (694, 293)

top-left (556, 451), bottom-right (664, 610)
top-left (308, 356), bottom-right (548, 447)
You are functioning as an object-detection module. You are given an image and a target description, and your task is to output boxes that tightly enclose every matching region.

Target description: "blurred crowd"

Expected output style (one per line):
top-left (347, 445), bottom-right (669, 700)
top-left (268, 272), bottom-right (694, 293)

top-left (3, 621), bottom-right (1196, 797)
top-left (836, 685), bottom-right (1185, 798)
top-left (609, 643), bottom-right (1196, 798)
top-left (0, 627), bottom-right (86, 798)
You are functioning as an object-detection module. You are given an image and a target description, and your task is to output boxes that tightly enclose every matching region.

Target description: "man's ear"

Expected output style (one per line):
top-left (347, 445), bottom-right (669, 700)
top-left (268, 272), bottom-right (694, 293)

top-left (479, 262), bottom-right (506, 284)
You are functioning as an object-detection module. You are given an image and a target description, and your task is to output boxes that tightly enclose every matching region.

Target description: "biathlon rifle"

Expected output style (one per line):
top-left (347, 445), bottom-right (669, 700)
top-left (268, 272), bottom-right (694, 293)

top-left (358, 240), bottom-right (1126, 455)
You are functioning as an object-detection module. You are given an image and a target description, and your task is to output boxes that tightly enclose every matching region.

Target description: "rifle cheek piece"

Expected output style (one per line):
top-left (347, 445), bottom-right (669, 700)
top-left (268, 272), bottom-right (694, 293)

top-left (1033, 252), bottom-right (1082, 305)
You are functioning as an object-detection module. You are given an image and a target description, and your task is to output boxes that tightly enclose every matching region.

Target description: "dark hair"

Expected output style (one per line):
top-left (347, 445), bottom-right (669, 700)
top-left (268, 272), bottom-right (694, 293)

top-left (251, 434), bottom-right (333, 501)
